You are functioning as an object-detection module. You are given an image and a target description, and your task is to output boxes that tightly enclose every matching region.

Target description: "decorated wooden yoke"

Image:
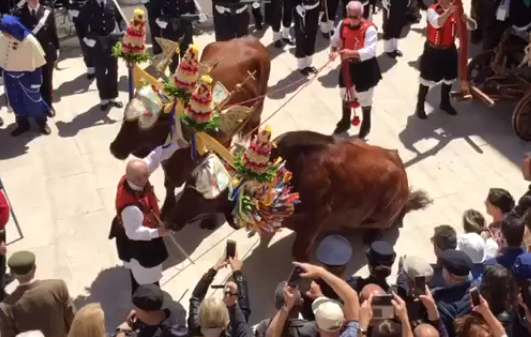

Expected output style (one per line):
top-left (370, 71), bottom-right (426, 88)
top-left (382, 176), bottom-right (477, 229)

top-left (123, 42), bottom-right (300, 235)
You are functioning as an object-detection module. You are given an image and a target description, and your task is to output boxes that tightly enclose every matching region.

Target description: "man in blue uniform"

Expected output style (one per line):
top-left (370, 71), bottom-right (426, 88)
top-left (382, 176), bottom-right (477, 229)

top-left (78, 0), bottom-right (124, 110)
top-left (66, 0), bottom-right (94, 79)
top-left (0, 15), bottom-right (51, 136)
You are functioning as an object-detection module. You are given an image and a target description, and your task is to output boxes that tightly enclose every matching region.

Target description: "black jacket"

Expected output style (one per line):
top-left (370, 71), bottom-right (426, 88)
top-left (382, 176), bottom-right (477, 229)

top-left (254, 318), bottom-right (316, 337)
top-left (15, 4), bottom-right (59, 62)
top-left (433, 282), bottom-right (472, 337)
top-left (188, 268), bottom-right (252, 337)
top-left (77, 0), bottom-right (124, 51)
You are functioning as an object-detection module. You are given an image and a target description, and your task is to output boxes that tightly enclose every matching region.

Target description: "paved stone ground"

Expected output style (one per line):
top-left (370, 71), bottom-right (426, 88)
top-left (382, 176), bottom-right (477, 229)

top-left (1, 4), bottom-right (531, 330)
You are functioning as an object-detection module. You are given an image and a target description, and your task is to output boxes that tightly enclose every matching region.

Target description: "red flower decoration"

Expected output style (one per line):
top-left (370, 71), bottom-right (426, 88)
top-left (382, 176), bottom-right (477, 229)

top-left (352, 116), bottom-right (361, 127)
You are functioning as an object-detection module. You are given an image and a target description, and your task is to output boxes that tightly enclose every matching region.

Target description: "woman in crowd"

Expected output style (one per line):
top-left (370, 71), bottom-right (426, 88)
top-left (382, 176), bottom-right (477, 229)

top-left (485, 188), bottom-right (515, 249)
top-left (456, 294), bottom-right (509, 337)
top-left (68, 303), bottom-right (106, 337)
top-left (462, 209), bottom-right (499, 260)
top-left (479, 265), bottom-right (516, 335)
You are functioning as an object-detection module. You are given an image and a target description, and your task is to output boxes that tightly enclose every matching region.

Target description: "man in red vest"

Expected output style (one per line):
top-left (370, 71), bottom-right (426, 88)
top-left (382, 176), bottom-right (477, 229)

top-left (415, 0), bottom-right (476, 119)
top-left (109, 139), bottom-right (187, 294)
top-left (329, 1), bottom-right (382, 139)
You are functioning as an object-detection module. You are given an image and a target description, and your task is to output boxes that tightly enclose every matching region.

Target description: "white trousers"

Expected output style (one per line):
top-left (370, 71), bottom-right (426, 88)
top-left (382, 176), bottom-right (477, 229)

top-left (123, 259), bottom-right (163, 285)
top-left (339, 87), bottom-right (374, 107)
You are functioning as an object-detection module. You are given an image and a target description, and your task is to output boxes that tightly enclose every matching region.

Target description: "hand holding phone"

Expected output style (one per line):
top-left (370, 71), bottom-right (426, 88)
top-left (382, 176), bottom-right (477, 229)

top-left (470, 287), bottom-right (480, 307)
top-left (372, 294), bottom-right (394, 320)
top-left (226, 240), bottom-right (236, 260)
top-left (414, 276), bottom-right (426, 297)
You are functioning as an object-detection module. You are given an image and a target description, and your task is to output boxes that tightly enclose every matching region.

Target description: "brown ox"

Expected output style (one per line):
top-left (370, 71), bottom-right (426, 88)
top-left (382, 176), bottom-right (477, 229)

top-left (164, 131), bottom-right (433, 261)
top-left (109, 37), bottom-right (271, 222)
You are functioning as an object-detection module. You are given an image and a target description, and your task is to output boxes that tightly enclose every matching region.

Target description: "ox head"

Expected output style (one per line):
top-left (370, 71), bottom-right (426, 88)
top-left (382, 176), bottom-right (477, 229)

top-left (163, 154), bottom-right (239, 231)
top-left (110, 86), bottom-right (173, 160)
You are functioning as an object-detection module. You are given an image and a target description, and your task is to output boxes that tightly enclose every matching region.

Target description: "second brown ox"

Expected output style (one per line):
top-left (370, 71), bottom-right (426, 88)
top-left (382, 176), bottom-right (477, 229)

top-left (164, 131), bottom-right (433, 261)
top-left (109, 36), bottom-right (271, 228)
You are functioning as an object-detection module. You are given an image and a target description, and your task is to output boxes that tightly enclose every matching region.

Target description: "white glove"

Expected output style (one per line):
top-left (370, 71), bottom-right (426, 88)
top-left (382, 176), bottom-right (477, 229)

top-left (31, 84), bottom-right (41, 89)
top-left (140, 0), bottom-right (149, 3)
top-left (252, 1), bottom-right (260, 8)
top-left (83, 38), bottom-right (96, 48)
top-left (296, 5), bottom-right (305, 17)
top-left (198, 12), bottom-right (207, 22)
top-left (56, 50), bottom-right (60, 59)
top-left (68, 9), bottom-right (79, 17)
top-left (381, 0), bottom-right (390, 10)
top-left (155, 18), bottom-right (168, 29)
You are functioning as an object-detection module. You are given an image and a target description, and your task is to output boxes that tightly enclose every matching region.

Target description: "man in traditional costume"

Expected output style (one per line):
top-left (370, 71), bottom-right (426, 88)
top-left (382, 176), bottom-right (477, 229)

top-left (66, 0), bottom-right (94, 79)
top-left (293, 0), bottom-right (320, 75)
top-left (415, 0), bottom-right (476, 119)
top-left (0, 15), bottom-right (51, 136)
top-left (109, 137), bottom-right (187, 295)
top-left (212, 0), bottom-right (251, 41)
top-left (329, 1), bottom-right (382, 138)
top-left (16, 0), bottom-right (60, 117)
top-left (381, 0), bottom-right (408, 57)
top-left (78, 0), bottom-right (124, 110)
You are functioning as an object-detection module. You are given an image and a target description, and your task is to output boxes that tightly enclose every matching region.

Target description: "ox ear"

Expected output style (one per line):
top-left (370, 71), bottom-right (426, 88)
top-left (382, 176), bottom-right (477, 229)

top-left (219, 105), bottom-right (253, 136)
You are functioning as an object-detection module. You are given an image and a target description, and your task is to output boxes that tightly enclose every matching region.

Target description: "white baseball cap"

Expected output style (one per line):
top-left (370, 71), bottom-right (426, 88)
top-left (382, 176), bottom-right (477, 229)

top-left (312, 297), bottom-right (345, 332)
top-left (457, 233), bottom-right (486, 264)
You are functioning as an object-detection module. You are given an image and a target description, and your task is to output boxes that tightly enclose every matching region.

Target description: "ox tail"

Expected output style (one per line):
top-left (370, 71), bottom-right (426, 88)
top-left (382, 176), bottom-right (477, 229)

top-left (405, 188), bottom-right (433, 213)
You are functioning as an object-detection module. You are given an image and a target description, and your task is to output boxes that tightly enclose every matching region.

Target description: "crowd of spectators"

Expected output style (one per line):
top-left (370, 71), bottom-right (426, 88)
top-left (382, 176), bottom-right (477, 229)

top-left (3, 167), bottom-right (531, 337)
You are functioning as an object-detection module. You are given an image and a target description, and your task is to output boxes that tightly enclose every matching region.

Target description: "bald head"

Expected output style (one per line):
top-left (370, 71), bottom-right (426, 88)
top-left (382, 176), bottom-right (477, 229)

top-left (346, 1), bottom-right (363, 17)
top-left (414, 324), bottom-right (440, 337)
top-left (360, 283), bottom-right (385, 302)
top-left (126, 159), bottom-right (150, 188)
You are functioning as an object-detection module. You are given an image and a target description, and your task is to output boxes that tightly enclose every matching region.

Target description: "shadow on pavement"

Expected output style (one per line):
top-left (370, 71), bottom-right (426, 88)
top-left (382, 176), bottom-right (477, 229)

top-left (73, 265), bottom-right (187, 331)
top-left (268, 70), bottom-right (310, 100)
top-left (54, 73), bottom-right (94, 101)
top-left (55, 104), bottom-right (118, 137)
top-left (0, 121), bottom-right (38, 160)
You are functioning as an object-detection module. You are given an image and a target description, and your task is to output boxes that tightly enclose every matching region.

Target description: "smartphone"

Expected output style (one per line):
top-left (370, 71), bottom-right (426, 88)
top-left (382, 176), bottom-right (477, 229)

top-left (287, 266), bottom-right (303, 287)
top-left (470, 287), bottom-right (480, 306)
top-left (226, 240), bottom-right (236, 259)
top-left (414, 276), bottom-right (426, 297)
top-left (372, 294), bottom-right (394, 319)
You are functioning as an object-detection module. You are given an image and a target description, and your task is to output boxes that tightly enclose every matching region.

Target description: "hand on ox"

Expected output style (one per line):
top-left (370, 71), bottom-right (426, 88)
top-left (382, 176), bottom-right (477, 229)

top-left (155, 18), bottom-right (168, 29)
top-left (83, 38), bottom-right (96, 48)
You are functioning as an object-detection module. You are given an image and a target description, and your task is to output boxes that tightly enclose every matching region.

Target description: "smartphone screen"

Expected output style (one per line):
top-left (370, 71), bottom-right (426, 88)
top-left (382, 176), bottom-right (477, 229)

top-left (226, 240), bottom-right (236, 259)
top-left (372, 294), bottom-right (394, 319)
top-left (470, 287), bottom-right (480, 306)
top-left (414, 276), bottom-right (426, 297)
top-left (287, 266), bottom-right (303, 287)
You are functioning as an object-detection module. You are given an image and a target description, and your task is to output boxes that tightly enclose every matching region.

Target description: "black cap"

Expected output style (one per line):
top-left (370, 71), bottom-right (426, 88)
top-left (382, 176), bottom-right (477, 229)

top-left (132, 284), bottom-right (172, 311)
top-left (8, 251), bottom-right (36, 275)
top-left (316, 235), bottom-right (353, 267)
top-left (440, 249), bottom-right (473, 277)
top-left (366, 241), bottom-right (396, 266)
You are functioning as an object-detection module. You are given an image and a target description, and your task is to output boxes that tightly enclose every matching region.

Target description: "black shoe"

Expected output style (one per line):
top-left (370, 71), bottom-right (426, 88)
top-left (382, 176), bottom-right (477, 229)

top-left (358, 107), bottom-right (371, 139)
top-left (299, 68), bottom-right (310, 76)
top-left (112, 100), bottom-right (124, 108)
top-left (47, 108), bottom-right (56, 118)
top-left (416, 84), bottom-right (429, 120)
top-left (40, 123), bottom-right (51, 135)
top-left (333, 120), bottom-right (351, 134)
top-left (305, 66), bottom-right (318, 74)
top-left (440, 84), bottom-right (457, 115)
top-left (87, 73), bottom-right (95, 80)
top-left (11, 124), bottom-right (30, 137)
top-left (394, 50), bottom-right (403, 57)
top-left (274, 40), bottom-right (284, 48)
top-left (100, 102), bottom-right (111, 111)
top-left (334, 102), bottom-right (352, 134)
top-left (282, 37), bottom-right (295, 45)
top-left (416, 108), bottom-right (427, 119)
top-left (255, 21), bottom-right (263, 30)
top-left (386, 51), bottom-right (398, 58)
top-left (0, 116), bottom-right (3, 127)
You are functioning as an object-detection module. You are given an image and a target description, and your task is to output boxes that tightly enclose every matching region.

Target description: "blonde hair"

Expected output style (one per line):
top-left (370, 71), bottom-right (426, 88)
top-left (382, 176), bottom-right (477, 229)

top-left (197, 297), bottom-right (229, 329)
top-left (68, 303), bottom-right (106, 337)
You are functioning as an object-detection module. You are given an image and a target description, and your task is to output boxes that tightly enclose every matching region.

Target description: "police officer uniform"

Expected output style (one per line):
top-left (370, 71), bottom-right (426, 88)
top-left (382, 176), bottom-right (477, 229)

top-left (381, 0), bottom-right (408, 57)
top-left (78, 0), bottom-right (124, 110)
top-left (16, 0), bottom-right (60, 116)
top-left (300, 235), bottom-right (356, 321)
top-left (0, 0), bottom-right (15, 16)
top-left (212, 0), bottom-right (250, 41)
top-left (66, 0), bottom-right (95, 79)
top-left (140, 0), bottom-right (162, 55)
top-left (293, 0), bottom-right (319, 75)
top-left (348, 241), bottom-right (396, 293)
top-left (266, 0), bottom-right (294, 47)
top-left (152, 0), bottom-right (197, 74)
top-left (251, 2), bottom-right (263, 29)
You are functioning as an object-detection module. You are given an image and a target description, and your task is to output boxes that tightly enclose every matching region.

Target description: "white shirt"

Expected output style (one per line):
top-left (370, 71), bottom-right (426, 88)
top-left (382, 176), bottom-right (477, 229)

top-left (121, 142), bottom-right (180, 284)
top-left (331, 21), bottom-right (378, 61)
top-left (427, 8), bottom-right (442, 28)
top-left (28, 4), bottom-right (40, 15)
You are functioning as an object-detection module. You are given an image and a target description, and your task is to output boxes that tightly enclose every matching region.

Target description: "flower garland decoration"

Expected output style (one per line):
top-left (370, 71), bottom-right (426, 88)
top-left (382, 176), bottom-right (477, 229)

top-left (112, 8), bottom-right (151, 66)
